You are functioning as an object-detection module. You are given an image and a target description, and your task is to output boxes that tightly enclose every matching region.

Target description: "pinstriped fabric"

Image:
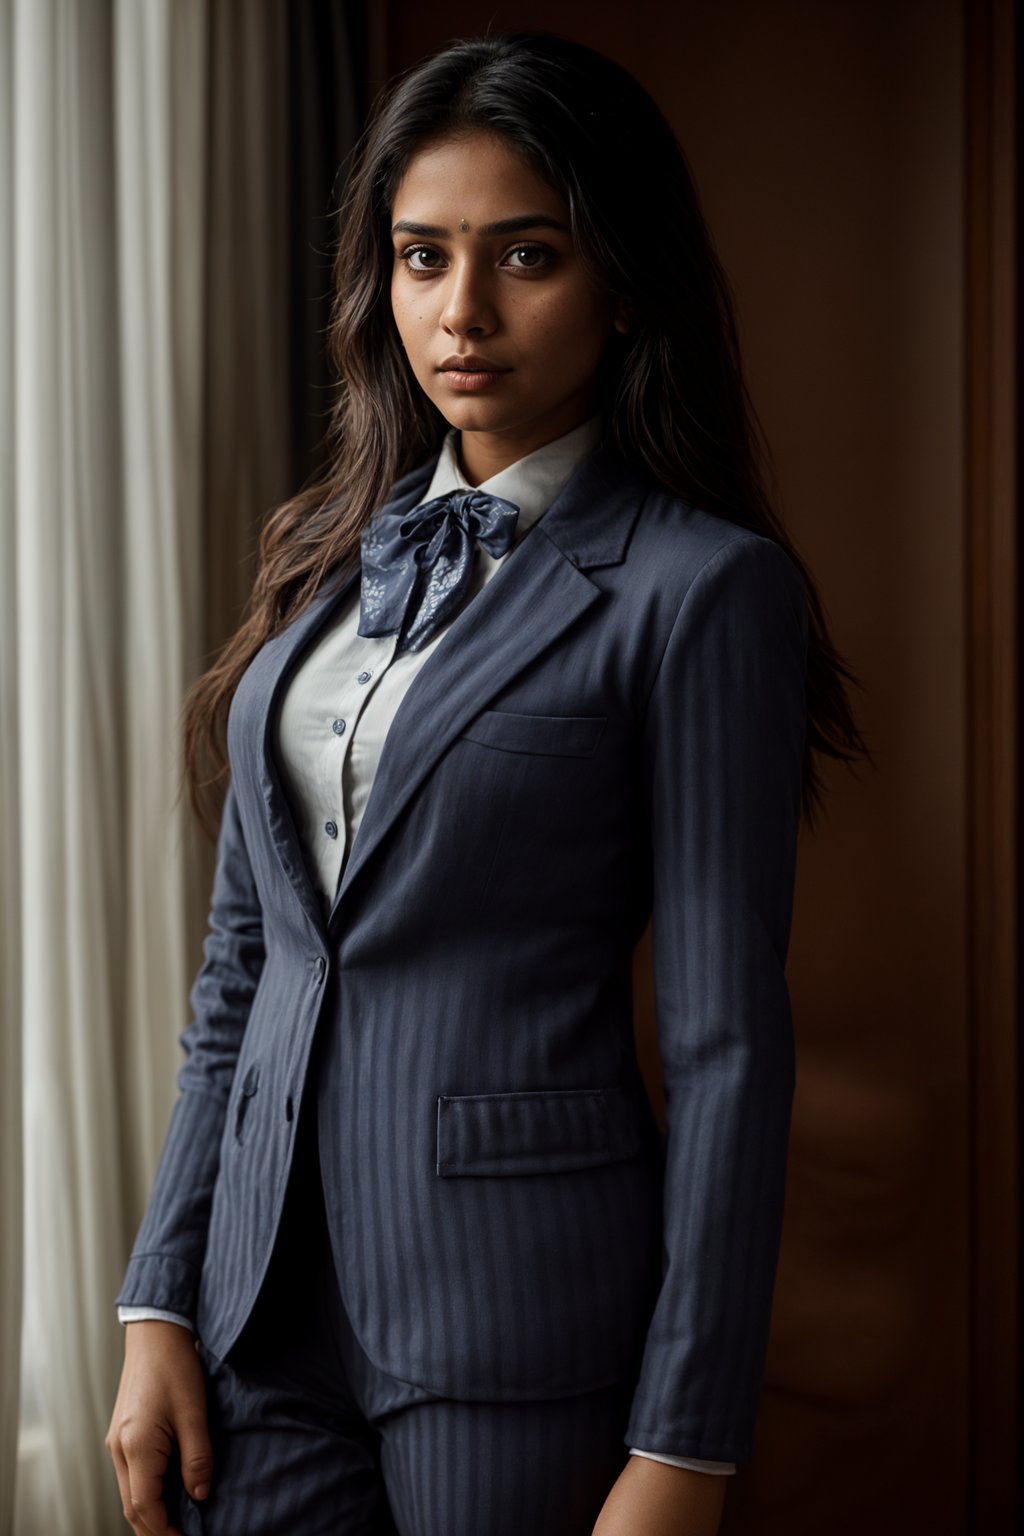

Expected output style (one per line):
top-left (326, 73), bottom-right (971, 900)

top-left (161, 1089), bottom-right (634, 1536)
top-left (435, 1086), bottom-right (640, 1174)
top-left (311, 939), bottom-right (663, 1402)
top-left (623, 535), bottom-right (806, 1456)
top-left (377, 1388), bottom-right (634, 1536)
top-left (116, 436), bottom-right (808, 1469)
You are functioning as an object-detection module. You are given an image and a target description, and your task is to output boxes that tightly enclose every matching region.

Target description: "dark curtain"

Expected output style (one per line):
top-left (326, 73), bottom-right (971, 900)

top-left (285, 0), bottom-right (367, 488)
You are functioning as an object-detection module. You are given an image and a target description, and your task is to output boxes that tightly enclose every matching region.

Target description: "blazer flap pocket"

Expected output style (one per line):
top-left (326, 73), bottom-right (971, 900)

top-left (436, 1086), bottom-right (641, 1177)
top-left (458, 710), bottom-right (606, 757)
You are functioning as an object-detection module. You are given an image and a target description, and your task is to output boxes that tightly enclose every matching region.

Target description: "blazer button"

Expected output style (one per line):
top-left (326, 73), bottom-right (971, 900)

top-left (313, 957), bottom-right (326, 984)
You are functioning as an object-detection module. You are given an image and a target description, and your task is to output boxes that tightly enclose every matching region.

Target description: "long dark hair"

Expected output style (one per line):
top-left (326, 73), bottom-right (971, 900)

top-left (182, 29), bottom-right (872, 839)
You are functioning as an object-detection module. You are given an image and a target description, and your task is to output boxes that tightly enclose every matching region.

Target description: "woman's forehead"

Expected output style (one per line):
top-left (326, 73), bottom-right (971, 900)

top-left (391, 133), bottom-right (567, 222)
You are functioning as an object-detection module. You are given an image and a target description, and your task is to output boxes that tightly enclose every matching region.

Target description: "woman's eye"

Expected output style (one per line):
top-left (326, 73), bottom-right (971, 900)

top-left (399, 245), bottom-right (444, 272)
top-left (396, 243), bottom-right (554, 275)
top-left (504, 245), bottom-right (553, 270)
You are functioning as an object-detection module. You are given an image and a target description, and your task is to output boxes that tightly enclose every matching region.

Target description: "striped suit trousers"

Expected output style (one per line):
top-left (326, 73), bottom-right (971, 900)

top-left (162, 1075), bottom-right (635, 1535)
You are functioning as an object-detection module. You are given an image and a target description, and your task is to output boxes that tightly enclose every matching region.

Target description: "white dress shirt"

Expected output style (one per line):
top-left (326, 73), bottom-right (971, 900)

top-left (120, 413), bottom-right (736, 1475)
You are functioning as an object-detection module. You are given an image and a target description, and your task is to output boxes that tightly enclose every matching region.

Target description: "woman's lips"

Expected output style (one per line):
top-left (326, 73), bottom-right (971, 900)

top-left (440, 368), bottom-right (510, 393)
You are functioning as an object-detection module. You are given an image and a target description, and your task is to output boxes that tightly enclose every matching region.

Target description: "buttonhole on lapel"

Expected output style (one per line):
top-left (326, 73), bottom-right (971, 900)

top-left (235, 1063), bottom-right (260, 1142)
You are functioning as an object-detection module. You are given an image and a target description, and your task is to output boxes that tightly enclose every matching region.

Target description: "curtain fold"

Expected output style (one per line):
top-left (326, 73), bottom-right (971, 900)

top-left (202, 0), bottom-right (292, 671)
top-left (114, 0), bottom-right (208, 1228)
top-left (0, 1), bottom-right (24, 1530)
top-left (2, 2), bottom-right (207, 1530)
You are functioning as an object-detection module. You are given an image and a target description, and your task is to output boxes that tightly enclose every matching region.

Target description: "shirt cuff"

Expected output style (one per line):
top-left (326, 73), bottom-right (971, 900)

top-left (117, 1306), bottom-right (196, 1333)
top-left (629, 1448), bottom-right (737, 1475)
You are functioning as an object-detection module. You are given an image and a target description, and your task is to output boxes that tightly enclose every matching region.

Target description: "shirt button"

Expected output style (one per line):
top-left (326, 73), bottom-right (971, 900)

top-left (357, 671), bottom-right (372, 684)
top-left (332, 718), bottom-right (346, 735)
top-left (324, 819), bottom-right (338, 839)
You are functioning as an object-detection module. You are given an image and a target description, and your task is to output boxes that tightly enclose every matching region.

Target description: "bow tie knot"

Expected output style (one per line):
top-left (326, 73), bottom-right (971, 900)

top-left (357, 488), bottom-right (521, 653)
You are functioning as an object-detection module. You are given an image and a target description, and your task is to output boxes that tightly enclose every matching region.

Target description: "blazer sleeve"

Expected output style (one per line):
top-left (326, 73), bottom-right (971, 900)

top-left (624, 533), bottom-right (808, 1465)
top-left (114, 776), bottom-right (266, 1321)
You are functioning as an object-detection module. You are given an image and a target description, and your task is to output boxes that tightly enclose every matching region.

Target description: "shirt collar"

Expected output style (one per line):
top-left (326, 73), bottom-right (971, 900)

top-left (421, 413), bottom-right (604, 537)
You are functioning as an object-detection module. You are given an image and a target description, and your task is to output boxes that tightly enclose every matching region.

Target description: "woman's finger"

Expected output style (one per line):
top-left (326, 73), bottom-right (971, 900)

top-left (173, 1400), bottom-right (214, 1503)
top-left (120, 1427), bottom-right (181, 1536)
top-left (106, 1440), bottom-right (141, 1534)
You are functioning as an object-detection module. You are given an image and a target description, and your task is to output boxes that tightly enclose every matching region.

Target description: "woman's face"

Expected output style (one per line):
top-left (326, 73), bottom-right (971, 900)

top-left (390, 131), bottom-right (629, 478)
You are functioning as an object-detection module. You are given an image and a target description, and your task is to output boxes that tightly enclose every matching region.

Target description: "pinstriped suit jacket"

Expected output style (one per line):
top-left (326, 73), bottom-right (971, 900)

top-left (115, 437), bottom-right (808, 1465)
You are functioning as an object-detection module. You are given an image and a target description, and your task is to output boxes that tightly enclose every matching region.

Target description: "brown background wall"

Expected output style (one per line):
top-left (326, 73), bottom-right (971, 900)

top-left (379, 3), bottom-right (976, 1530)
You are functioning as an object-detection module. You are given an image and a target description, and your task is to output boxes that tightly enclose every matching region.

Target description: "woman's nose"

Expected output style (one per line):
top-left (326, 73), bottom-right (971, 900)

top-left (439, 260), bottom-right (497, 336)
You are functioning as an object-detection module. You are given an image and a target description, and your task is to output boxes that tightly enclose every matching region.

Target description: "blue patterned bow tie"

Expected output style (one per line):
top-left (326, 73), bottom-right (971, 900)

top-left (357, 488), bottom-right (521, 653)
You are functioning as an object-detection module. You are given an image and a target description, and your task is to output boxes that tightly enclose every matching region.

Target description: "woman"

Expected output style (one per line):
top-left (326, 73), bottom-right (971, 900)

top-left (106, 30), bottom-right (868, 1536)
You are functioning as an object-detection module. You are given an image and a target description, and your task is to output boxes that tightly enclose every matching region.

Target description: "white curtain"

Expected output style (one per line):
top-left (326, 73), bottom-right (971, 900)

top-left (0, 1), bottom-right (24, 1520)
top-left (1, 2), bottom-right (208, 1531)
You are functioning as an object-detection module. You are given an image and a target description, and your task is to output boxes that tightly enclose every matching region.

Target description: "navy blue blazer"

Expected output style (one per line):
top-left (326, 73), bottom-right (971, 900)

top-left (115, 438), bottom-right (808, 1464)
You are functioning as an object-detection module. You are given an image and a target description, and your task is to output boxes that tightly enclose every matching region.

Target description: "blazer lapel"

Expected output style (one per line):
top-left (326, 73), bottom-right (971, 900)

top-left (250, 439), bottom-right (648, 936)
top-left (327, 440), bottom-right (648, 927)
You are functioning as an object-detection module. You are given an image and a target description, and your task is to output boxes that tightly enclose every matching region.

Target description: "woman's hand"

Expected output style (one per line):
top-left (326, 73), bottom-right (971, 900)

top-left (105, 1320), bottom-right (213, 1536)
top-left (592, 1455), bottom-right (728, 1536)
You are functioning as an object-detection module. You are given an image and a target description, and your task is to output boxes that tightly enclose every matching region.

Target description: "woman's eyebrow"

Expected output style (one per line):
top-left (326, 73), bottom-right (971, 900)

top-left (390, 214), bottom-right (570, 238)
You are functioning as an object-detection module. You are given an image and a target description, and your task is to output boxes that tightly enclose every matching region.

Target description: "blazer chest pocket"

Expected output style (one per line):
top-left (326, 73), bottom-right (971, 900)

top-left (457, 709), bottom-right (607, 758)
top-left (436, 1085), bottom-right (641, 1177)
